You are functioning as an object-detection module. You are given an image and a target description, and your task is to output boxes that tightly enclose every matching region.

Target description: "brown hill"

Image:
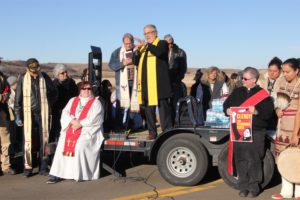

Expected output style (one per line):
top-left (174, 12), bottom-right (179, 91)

top-left (0, 60), bottom-right (114, 81)
top-left (0, 60), bottom-right (244, 91)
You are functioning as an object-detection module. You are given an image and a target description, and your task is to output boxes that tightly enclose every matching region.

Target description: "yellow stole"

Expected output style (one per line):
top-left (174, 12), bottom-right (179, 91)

top-left (137, 37), bottom-right (159, 106)
top-left (23, 71), bottom-right (49, 169)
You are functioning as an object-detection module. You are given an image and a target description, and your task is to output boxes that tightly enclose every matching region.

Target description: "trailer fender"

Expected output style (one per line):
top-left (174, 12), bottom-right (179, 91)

top-left (148, 128), bottom-right (195, 162)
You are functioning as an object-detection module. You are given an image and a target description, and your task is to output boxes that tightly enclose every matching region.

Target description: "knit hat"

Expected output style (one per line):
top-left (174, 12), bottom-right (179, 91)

top-left (7, 76), bottom-right (17, 86)
top-left (26, 58), bottom-right (40, 73)
top-left (194, 69), bottom-right (203, 81)
top-left (53, 64), bottom-right (67, 77)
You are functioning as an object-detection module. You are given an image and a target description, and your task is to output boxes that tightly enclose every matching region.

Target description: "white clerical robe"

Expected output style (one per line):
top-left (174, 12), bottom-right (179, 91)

top-left (49, 96), bottom-right (104, 181)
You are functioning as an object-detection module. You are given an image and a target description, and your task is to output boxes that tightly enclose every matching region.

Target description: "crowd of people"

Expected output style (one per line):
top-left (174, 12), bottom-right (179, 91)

top-left (0, 24), bottom-right (300, 199)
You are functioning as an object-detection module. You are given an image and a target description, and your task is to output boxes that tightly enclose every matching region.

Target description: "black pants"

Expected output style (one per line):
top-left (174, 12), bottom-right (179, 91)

top-left (9, 120), bottom-right (23, 154)
top-left (233, 130), bottom-right (265, 193)
top-left (171, 83), bottom-right (185, 123)
top-left (144, 98), bottom-right (173, 136)
top-left (49, 111), bottom-right (61, 142)
top-left (23, 113), bottom-right (48, 171)
top-left (113, 100), bottom-right (125, 132)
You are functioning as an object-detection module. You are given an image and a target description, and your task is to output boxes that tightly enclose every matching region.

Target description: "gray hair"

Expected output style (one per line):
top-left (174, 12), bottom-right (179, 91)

top-left (53, 64), bottom-right (67, 77)
top-left (122, 33), bottom-right (134, 43)
top-left (7, 76), bottom-right (17, 86)
top-left (144, 24), bottom-right (157, 33)
top-left (243, 66), bottom-right (260, 81)
top-left (164, 34), bottom-right (174, 43)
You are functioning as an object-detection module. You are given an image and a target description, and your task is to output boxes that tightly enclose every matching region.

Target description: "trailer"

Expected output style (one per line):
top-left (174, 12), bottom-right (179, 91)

top-left (103, 126), bottom-right (275, 189)
top-left (86, 46), bottom-right (275, 189)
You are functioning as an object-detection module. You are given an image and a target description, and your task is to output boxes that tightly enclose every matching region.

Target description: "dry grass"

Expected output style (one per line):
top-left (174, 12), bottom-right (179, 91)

top-left (1, 60), bottom-right (257, 90)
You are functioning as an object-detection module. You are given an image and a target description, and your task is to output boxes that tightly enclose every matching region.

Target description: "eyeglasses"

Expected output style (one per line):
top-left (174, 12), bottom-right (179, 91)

top-left (81, 87), bottom-right (92, 91)
top-left (242, 77), bottom-right (253, 81)
top-left (144, 31), bottom-right (155, 36)
top-left (60, 71), bottom-right (67, 75)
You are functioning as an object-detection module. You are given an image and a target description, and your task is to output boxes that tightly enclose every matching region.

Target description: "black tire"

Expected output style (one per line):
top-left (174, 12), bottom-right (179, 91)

top-left (218, 146), bottom-right (275, 189)
top-left (157, 134), bottom-right (208, 186)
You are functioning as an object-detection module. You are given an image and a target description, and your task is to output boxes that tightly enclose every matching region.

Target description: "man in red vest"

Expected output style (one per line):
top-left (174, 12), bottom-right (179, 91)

top-left (223, 67), bottom-right (274, 198)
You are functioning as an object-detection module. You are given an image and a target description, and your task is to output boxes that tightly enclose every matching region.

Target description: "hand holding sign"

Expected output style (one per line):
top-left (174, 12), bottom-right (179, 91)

top-left (230, 107), bottom-right (253, 142)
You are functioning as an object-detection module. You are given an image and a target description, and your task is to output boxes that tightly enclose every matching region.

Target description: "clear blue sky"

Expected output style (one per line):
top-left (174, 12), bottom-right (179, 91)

top-left (1, 0), bottom-right (299, 69)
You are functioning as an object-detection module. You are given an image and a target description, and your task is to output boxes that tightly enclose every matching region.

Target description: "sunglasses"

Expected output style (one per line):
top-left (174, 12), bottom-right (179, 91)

top-left (60, 71), bottom-right (67, 75)
top-left (81, 87), bottom-right (92, 91)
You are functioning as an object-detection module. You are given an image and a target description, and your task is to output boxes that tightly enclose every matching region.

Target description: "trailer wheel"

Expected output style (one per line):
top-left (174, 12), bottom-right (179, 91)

top-left (157, 134), bottom-right (208, 186)
top-left (218, 146), bottom-right (274, 189)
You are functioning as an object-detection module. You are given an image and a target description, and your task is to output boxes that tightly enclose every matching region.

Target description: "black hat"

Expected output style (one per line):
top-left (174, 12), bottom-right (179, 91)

top-left (26, 58), bottom-right (40, 73)
top-left (194, 69), bottom-right (203, 80)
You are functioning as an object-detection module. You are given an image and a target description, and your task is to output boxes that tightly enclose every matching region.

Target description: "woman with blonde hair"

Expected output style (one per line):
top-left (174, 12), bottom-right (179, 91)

top-left (201, 66), bottom-right (229, 107)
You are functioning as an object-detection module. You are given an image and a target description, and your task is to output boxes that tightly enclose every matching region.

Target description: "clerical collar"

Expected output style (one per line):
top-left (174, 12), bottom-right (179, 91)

top-left (246, 84), bottom-right (257, 91)
top-left (269, 79), bottom-right (275, 84)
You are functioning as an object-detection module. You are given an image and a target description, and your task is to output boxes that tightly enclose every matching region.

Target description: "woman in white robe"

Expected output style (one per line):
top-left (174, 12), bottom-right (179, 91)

top-left (48, 81), bottom-right (104, 183)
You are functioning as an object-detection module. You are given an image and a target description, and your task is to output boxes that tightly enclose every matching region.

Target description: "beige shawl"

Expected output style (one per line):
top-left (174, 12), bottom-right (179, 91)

top-left (23, 71), bottom-right (49, 169)
top-left (275, 78), bottom-right (300, 160)
top-left (119, 46), bottom-right (139, 112)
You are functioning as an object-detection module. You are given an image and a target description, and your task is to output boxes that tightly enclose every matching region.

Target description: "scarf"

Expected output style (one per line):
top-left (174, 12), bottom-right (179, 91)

top-left (137, 37), bottom-right (159, 106)
top-left (63, 96), bottom-right (95, 156)
top-left (119, 46), bottom-right (139, 112)
top-left (23, 71), bottom-right (49, 169)
top-left (228, 89), bottom-right (270, 176)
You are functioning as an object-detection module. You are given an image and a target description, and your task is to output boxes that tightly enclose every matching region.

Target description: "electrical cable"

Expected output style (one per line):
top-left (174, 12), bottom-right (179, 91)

top-left (108, 111), bottom-right (170, 199)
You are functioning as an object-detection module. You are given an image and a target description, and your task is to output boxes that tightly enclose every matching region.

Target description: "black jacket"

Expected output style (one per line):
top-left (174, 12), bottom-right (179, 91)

top-left (52, 78), bottom-right (78, 115)
top-left (134, 40), bottom-right (172, 102)
top-left (190, 81), bottom-right (211, 119)
top-left (223, 85), bottom-right (274, 131)
top-left (14, 72), bottom-right (58, 120)
top-left (49, 77), bottom-right (78, 142)
top-left (0, 72), bottom-right (9, 125)
top-left (202, 80), bottom-right (225, 108)
top-left (168, 44), bottom-right (187, 84)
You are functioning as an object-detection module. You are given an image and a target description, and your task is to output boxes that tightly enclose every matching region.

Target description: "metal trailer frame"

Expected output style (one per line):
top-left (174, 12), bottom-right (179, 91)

top-left (103, 127), bottom-right (230, 166)
top-left (102, 126), bottom-right (275, 187)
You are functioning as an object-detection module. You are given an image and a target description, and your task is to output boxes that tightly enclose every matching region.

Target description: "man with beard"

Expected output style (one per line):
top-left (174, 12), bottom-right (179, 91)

top-left (109, 33), bottom-right (140, 132)
top-left (134, 24), bottom-right (173, 140)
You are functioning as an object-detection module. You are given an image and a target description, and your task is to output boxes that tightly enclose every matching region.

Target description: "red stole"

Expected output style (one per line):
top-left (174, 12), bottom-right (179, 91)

top-left (228, 89), bottom-right (269, 175)
top-left (1, 85), bottom-right (9, 94)
top-left (63, 97), bottom-right (95, 157)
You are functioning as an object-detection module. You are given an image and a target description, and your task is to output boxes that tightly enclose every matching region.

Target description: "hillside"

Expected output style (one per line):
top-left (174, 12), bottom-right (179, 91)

top-left (0, 60), bottom-right (243, 90)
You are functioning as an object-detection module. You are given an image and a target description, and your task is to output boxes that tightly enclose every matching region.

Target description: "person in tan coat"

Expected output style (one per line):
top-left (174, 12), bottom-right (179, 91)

top-left (257, 57), bottom-right (283, 133)
top-left (257, 57), bottom-right (282, 97)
